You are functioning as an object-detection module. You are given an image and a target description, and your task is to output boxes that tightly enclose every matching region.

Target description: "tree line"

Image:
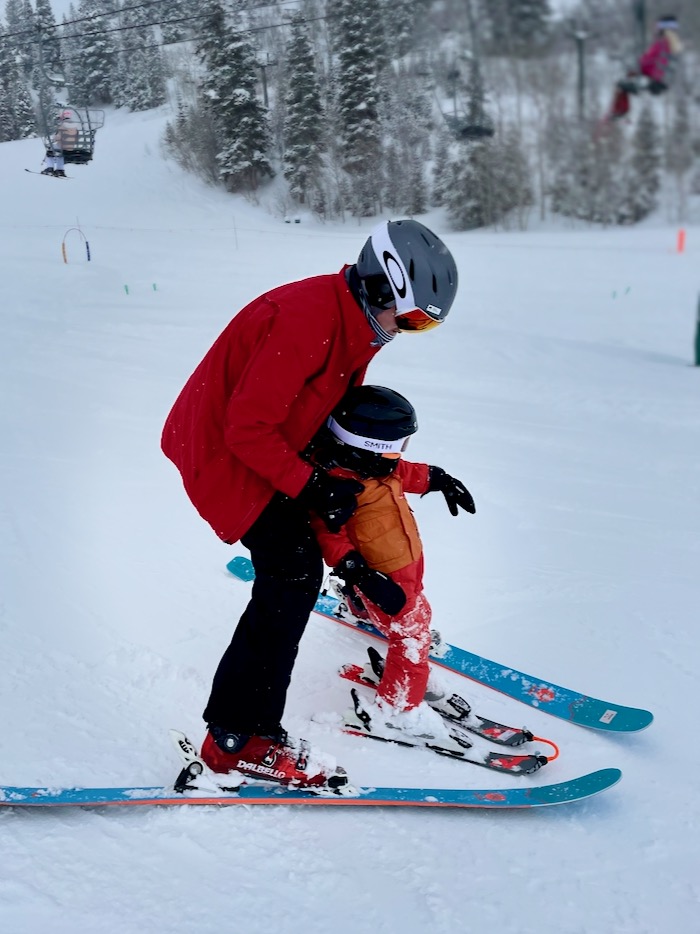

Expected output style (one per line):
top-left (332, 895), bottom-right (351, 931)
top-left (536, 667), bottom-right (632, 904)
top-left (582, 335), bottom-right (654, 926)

top-left (1, 0), bottom-right (698, 227)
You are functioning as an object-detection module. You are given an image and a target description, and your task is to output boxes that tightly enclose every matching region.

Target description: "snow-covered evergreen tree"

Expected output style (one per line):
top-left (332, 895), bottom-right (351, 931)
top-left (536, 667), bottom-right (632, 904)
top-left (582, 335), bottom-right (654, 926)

top-left (665, 92), bottom-right (694, 221)
top-left (331, 0), bottom-right (383, 215)
top-left (431, 133), bottom-right (452, 206)
top-left (550, 122), bottom-right (628, 225)
top-left (404, 148), bottom-right (428, 216)
top-left (0, 36), bottom-right (35, 141)
top-left (464, 55), bottom-right (493, 135)
top-left (116, 6), bottom-right (166, 112)
top-left (380, 0), bottom-right (429, 58)
top-left (445, 133), bottom-right (532, 230)
top-left (70, 0), bottom-right (118, 105)
top-left (622, 104), bottom-right (660, 223)
top-left (157, 0), bottom-right (190, 46)
top-left (10, 70), bottom-right (35, 136)
top-left (4, 0), bottom-right (35, 76)
top-left (196, 2), bottom-right (272, 192)
top-left (34, 0), bottom-right (63, 76)
top-left (482, 0), bottom-right (551, 55)
top-left (283, 13), bottom-right (324, 205)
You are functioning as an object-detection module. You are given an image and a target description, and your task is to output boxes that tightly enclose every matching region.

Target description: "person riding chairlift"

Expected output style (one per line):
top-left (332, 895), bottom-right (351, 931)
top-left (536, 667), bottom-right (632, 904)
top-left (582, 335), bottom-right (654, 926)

top-left (41, 112), bottom-right (79, 177)
top-left (610, 15), bottom-right (682, 120)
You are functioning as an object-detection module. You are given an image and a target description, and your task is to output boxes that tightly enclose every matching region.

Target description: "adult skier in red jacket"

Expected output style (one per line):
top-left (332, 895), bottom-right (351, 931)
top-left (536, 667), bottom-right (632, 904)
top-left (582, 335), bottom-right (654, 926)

top-left (161, 219), bottom-right (459, 791)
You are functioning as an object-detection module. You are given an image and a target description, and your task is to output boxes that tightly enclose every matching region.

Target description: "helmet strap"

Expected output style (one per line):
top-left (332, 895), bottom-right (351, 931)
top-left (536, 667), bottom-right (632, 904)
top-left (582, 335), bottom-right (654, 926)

top-left (346, 266), bottom-right (395, 347)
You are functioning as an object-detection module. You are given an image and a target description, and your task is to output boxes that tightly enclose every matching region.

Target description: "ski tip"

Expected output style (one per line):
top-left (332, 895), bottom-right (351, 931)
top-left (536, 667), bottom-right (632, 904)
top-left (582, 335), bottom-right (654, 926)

top-left (226, 556), bottom-right (255, 581)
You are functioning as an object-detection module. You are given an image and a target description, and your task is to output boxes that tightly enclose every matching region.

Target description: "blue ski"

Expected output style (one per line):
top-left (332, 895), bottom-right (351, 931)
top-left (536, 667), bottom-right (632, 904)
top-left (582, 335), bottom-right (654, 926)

top-left (226, 555), bottom-right (653, 733)
top-left (0, 768), bottom-right (621, 810)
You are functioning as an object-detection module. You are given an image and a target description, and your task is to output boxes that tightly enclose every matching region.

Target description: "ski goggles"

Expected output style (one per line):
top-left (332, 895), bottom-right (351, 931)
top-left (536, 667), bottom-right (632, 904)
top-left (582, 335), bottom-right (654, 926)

top-left (364, 273), bottom-right (443, 332)
top-left (328, 417), bottom-right (412, 458)
top-left (395, 307), bottom-right (443, 333)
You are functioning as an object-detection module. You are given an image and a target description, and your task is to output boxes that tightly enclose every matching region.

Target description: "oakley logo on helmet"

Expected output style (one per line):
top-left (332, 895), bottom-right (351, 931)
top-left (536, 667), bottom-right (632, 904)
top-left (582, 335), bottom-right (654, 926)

top-left (382, 251), bottom-right (407, 299)
top-left (369, 223), bottom-right (416, 313)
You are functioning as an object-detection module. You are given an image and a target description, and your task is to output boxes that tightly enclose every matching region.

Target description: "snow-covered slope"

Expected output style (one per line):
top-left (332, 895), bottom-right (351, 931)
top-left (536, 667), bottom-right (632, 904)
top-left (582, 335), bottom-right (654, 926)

top-left (1, 107), bottom-right (699, 934)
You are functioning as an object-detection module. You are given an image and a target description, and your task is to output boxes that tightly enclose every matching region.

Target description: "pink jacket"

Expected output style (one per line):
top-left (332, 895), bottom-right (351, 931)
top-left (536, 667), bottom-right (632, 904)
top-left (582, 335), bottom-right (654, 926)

top-left (639, 37), bottom-right (674, 84)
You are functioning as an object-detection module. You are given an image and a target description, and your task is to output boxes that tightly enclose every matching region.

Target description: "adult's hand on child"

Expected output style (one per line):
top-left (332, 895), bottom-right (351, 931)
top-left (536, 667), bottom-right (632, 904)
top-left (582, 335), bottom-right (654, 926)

top-left (334, 551), bottom-right (406, 616)
top-left (425, 466), bottom-right (476, 516)
top-left (298, 468), bottom-right (363, 532)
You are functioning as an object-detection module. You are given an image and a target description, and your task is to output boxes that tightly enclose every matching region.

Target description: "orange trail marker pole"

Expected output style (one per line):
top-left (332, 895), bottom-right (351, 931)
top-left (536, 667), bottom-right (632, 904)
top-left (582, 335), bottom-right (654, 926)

top-left (677, 229), bottom-right (686, 253)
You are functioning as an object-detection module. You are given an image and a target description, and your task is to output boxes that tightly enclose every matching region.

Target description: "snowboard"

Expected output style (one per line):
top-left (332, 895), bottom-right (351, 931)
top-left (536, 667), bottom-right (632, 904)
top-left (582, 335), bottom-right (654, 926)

top-left (226, 555), bottom-right (653, 733)
top-left (0, 768), bottom-right (621, 810)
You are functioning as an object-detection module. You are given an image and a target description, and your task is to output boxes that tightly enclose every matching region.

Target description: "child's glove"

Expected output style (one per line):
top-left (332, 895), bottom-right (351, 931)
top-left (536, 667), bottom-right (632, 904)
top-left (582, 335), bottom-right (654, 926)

top-left (334, 551), bottom-right (406, 616)
top-left (425, 466), bottom-right (476, 516)
top-left (298, 468), bottom-right (363, 532)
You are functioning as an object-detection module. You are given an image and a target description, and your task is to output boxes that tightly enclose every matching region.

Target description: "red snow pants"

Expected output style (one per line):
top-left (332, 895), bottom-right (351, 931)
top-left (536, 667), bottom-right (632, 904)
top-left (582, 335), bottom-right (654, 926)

top-left (359, 557), bottom-right (432, 711)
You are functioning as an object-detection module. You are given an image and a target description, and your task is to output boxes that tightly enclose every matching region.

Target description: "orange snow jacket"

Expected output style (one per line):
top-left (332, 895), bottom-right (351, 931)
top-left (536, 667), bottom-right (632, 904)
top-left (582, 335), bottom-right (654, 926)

top-left (311, 459), bottom-right (431, 577)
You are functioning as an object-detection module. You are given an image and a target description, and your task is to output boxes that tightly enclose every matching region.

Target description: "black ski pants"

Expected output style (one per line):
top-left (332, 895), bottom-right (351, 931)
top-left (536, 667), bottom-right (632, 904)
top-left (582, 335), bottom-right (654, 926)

top-left (202, 493), bottom-right (323, 735)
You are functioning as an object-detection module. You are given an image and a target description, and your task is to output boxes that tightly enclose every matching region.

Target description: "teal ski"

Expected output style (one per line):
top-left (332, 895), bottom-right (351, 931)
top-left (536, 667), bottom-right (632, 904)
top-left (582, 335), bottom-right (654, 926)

top-left (0, 768), bottom-right (621, 810)
top-left (226, 555), bottom-right (653, 733)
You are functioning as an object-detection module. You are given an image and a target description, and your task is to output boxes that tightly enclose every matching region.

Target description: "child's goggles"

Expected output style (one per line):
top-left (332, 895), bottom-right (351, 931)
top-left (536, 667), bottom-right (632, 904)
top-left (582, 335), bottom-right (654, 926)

top-left (327, 417), bottom-right (412, 458)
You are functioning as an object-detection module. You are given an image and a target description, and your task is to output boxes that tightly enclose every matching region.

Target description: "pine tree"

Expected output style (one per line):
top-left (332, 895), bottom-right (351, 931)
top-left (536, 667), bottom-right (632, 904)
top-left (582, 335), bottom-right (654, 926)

top-left (0, 42), bottom-right (36, 141)
top-left (482, 0), bottom-right (551, 55)
top-left (380, 0), bottom-right (430, 58)
top-left (4, 0), bottom-right (35, 76)
top-left (665, 92), bottom-right (693, 221)
top-left (157, 0), bottom-right (190, 45)
top-left (283, 13), bottom-right (324, 205)
top-left (623, 104), bottom-right (660, 223)
top-left (11, 73), bottom-right (35, 137)
top-left (331, 0), bottom-right (383, 215)
top-left (70, 0), bottom-right (118, 105)
top-left (381, 143), bottom-right (405, 211)
top-left (431, 133), bottom-right (452, 206)
top-left (34, 0), bottom-right (63, 76)
top-left (0, 80), bottom-right (14, 142)
top-left (196, 2), bottom-right (272, 192)
top-left (666, 93), bottom-right (693, 177)
top-left (464, 55), bottom-right (492, 135)
top-left (404, 148), bottom-right (428, 216)
top-left (117, 6), bottom-right (166, 112)
top-left (550, 122), bottom-right (628, 225)
top-left (445, 132), bottom-right (532, 230)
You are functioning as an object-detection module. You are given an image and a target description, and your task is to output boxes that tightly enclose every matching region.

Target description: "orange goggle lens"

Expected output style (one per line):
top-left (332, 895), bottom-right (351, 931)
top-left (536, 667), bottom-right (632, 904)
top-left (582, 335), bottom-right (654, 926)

top-left (395, 308), bottom-right (442, 333)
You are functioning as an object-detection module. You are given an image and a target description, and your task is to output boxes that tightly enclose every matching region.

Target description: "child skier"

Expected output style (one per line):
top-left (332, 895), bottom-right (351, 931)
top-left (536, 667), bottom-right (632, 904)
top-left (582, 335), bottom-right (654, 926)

top-left (308, 384), bottom-right (476, 745)
top-left (609, 15), bottom-right (682, 119)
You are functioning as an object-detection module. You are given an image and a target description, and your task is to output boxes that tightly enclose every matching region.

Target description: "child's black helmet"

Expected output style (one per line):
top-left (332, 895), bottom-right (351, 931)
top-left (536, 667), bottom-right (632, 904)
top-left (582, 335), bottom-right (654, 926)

top-left (326, 386), bottom-right (417, 478)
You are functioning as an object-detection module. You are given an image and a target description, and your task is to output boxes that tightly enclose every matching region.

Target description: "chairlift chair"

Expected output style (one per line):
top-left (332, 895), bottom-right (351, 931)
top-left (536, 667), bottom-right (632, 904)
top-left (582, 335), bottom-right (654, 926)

top-left (43, 106), bottom-right (106, 165)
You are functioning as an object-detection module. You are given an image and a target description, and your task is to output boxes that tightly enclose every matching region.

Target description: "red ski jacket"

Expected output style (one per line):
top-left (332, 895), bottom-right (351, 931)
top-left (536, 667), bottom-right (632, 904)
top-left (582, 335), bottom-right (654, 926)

top-left (161, 267), bottom-right (381, 543)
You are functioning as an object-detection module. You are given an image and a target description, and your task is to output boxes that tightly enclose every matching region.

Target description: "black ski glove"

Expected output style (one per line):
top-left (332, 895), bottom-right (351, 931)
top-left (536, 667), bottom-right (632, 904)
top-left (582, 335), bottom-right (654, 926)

top-left (334, 551), bottom-right (406, 617)
top-left (424, 466), bottom-right (476, 516)
top-left (298, 468), bottom-right (364, 533)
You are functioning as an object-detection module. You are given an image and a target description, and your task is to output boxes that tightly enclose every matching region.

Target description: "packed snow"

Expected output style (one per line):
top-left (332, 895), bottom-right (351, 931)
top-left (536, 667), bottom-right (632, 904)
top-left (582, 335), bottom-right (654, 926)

top-left (1, 106), bottom-right (699, 934)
